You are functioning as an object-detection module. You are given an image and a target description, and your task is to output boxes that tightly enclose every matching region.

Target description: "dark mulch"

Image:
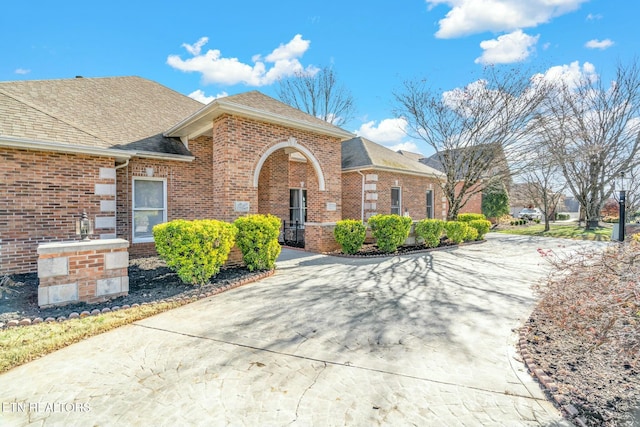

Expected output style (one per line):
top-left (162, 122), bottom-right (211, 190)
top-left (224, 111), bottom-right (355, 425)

top-left (0, 257), bottom-right (267, 324)
top-left (328, 239), bottom-right (480, 258)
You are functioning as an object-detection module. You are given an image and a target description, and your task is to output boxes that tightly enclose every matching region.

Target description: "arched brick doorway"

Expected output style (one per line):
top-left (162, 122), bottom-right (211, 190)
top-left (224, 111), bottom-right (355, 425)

top-left (255, 138), bottom-right (323, 247)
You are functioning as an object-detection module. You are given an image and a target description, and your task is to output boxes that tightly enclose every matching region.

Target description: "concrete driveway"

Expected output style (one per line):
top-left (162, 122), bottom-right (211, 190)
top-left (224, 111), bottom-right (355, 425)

top-left (0, 234), bottom-right (594, 426)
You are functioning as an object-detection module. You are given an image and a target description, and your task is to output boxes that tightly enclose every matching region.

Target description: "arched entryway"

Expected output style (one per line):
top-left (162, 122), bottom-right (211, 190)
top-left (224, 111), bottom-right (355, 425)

top-left (254, 138), bottom-right (323, 247)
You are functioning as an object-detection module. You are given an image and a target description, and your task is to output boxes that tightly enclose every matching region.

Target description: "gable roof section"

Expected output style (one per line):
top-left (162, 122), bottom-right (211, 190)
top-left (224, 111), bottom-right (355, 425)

top-left (0, 76), bottom-right (203, 159)
top-left (396, 150), bottom-right (426, 162)
top-left (342, 137), bottom-right (444, 178)
top-left (165, 90), bottom-right (354, 141)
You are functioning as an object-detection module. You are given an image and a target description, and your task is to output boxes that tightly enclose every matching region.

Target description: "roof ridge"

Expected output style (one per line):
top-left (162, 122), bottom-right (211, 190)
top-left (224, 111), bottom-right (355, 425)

top-left (0, 86), bottom-right (114, 146)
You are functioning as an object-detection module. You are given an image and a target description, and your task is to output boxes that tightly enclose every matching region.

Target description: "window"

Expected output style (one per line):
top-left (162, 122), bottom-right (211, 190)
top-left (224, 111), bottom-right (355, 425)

top-left (289, 189), bottom-right (307, 224)
top-left (391, 187), bottom-right (401, 215)
top-left (426, 190), bottom-right (434, 219)
top-left (132, 178), bottom-right (167, 242)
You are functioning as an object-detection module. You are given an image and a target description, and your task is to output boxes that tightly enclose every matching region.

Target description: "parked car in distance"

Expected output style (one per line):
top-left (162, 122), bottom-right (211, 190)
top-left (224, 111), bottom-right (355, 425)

top-left (517, 208), bottom-right (542, 220)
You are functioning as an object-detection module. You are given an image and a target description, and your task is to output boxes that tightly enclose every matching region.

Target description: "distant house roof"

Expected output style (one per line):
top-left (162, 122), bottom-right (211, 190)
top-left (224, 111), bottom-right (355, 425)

top-left (419, 143), bottom-right (505, 179)
top-left (0, 76), bottom-right (203, 159)
top-left (342, 137), bottom-right (444, 178)
top-left (0, 77), bottom-right (354, 161)
top-left (165, 90), bottom-right (354, 141)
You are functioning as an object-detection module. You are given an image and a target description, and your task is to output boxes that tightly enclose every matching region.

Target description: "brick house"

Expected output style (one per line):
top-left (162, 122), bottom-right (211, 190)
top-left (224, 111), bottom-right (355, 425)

top-left (0, 76), bottom-right (354, 275)
top-left (0, 76), bottom-right (481, 276)
top-left (342, 137), bottom-right (447, 221)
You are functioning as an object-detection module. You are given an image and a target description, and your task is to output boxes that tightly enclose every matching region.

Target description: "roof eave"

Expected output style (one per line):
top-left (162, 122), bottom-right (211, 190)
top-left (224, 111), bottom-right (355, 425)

top-left (341, 165), bottom-right (446, 179)
top-left (164, 99), bottom-right (355, 141)
top-left (0, 136), bottom-right (132, 161)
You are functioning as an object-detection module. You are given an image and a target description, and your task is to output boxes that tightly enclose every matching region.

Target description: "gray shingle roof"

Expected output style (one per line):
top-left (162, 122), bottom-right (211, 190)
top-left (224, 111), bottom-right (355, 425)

top-left (222, 91), bottom-right (350, 135)
top-left (342, 137), bottom-right (444, 177)
top-left (0, 76), bottom-right (203, 155)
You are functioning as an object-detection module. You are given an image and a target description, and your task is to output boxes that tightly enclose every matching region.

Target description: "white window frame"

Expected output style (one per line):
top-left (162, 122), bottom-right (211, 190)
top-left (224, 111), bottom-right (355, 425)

top-left (391, 187), bottom-right (401, 215)
top-left (289, 188), bottom-right (307, 225)
top-left (132, 177), bottom-right (167, 243)
top-left (426, 189), bottom-right (434, 219)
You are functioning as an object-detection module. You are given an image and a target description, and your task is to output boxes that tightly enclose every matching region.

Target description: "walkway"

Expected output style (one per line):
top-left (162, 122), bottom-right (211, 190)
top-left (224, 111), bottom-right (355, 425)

top-left (0, 234), bottom-right (595, 426)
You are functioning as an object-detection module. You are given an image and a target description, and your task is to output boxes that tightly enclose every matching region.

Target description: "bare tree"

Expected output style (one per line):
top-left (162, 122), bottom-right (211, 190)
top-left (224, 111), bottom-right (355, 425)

top-left (537, 60), bottom-right (640, 229)
top-left (520, 154), bottom-right (567, 232)
top-left (394, 66), bottom-right (549, 220)
top-left (276, 66), bottom-right (356, 127)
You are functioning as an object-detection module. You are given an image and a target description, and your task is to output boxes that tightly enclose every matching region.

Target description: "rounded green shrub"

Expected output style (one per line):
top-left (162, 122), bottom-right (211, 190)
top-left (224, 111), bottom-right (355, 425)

top-left (234, 214), bottom-right (282, 271)
top-left (367, 214), bottom-right (412, 253)
top-left (415, 219), bottom-right (445, 248)
top-left (457, 213), bottom-right (486, 222)
top-left (334, 219), bottom-right (366, 254)
top-left (465, 226), bottom-right (479, 241)
top-left (444, 221), bottom-right (470, 244)
top-left (153, 219), bottom-right (237, 286)
top-left (468, 219), bottom-right (491, 240)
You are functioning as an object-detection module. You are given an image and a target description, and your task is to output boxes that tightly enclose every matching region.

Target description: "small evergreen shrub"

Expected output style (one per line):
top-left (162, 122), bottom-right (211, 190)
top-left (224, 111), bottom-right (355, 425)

top-left (468, 219), bottom-right (491, 240)
top-left (153, 219), bottom-right (237, 286)
top-left (444, 221), bottom-right (470, 244)
top-left (457, 213), bottom-right (486, 222)
top-left (368, 214), bottom-right (412, 253)
top-left (415, 219), bottom-right (445, 248)
top-left (465, 226), bottom-right (479, 241)
top-left (555, 213), bottom-right (570, 221)
top-left (234, 214), bottom-right (282, 271)
top-left (334, 219), bottom-right (367, 254)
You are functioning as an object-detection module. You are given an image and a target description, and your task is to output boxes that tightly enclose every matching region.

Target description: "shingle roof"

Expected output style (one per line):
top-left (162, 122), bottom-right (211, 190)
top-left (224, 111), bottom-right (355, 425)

top-left (222, 91), bottom-right (349, 135)
top-left (396, 150), bottom-right (426, 162)
top-left (342, 137), bottom-right (444, 177)
top-left (0, 76), bottom-right (203, 155)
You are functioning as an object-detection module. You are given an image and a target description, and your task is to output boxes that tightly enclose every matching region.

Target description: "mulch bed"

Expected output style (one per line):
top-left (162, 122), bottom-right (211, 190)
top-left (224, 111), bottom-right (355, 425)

top-left (0, 257), bottom-right (270, 326)
top-left (520, 313), bottom-right (640, 427)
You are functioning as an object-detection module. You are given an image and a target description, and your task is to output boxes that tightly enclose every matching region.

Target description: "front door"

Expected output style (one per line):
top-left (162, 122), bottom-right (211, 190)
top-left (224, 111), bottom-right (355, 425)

top-left (283, 188), bottom-right (307, 247)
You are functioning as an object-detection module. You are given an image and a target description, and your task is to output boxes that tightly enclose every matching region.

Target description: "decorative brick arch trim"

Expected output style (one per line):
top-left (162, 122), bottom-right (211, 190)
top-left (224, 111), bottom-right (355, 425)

top-left (252, 137), bottom-right (326, 191)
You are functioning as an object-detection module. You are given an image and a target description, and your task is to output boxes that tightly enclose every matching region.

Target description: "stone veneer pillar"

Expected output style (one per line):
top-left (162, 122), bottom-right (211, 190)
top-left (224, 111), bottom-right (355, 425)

top-left (37, 239), bottom-right (129, 308)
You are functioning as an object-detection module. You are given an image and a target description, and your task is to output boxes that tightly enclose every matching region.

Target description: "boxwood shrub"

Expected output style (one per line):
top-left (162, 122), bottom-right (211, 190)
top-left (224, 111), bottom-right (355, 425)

top-left (234, 214), bottom-right (282, 271)
top-left (415, 218), bottom-right (445, 248)
top-left (468, 219), bottom-right (491, 240)
top-left (457, 213), bottom-right (486, 222)
top-left (334, 219), bottom-right (367, 254)
top-left (444, 221), bottom-right (470, 244)
top-left (153, 219), bottom-right (237, 286)
top-left (368, 214), bottom-right (412, 253)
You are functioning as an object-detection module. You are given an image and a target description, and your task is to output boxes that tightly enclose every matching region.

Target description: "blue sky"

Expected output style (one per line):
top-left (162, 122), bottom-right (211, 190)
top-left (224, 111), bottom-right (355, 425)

top-left (2, 0), bottom-right (637, 155)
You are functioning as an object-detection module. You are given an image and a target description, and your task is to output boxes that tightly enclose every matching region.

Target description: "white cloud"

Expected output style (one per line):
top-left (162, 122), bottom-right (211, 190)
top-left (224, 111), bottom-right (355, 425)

top-left (585, 39), bottom-right (614, 50)
top-left (533, 61), bottom-right (598, 89)
top-left (355, 118), bottom-right (409, 144)
top-left (475, 30), bottom-right (539, 64)
top-left (426, 0), bottom-right (588, 38)
top-left (167, 34), bottom-right (315, 86)
top-left (14, 68), bottom-right (30, 75)
top-left (188, 89), bottom-right (228, 104)
top-left (182, 37), bottom-right (209, 56)
top-left (586, 13), bottom-right (603, 21)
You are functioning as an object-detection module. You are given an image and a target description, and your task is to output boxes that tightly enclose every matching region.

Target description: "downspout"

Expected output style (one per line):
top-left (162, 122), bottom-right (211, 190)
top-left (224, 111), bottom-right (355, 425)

top-left (114, 159), bottom-right (130, 238)
top-left (356, 170), bottom-right (365, 222)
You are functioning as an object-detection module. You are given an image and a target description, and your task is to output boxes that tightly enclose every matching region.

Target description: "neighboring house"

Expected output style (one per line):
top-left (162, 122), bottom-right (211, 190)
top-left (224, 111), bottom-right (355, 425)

top-left (418, 144), bottom-right (507, 215)
top-left (0, 76), bottom-right (353, 275)
top-left (342, 137), bottom-right (446, 221)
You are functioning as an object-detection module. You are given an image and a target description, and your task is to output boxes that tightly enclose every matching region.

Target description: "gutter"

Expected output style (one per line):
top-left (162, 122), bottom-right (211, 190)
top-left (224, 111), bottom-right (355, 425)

top-left (0, 136), bottom-right (195, 162)
top-left (0, 135), bottom-right (132, 160)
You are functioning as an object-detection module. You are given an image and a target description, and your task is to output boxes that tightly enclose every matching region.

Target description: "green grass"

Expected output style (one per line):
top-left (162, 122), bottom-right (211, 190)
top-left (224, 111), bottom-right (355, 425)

top-left (494, 223), bottom-right (612, 241)
top-left (0, 301), bottom-right (185, 374)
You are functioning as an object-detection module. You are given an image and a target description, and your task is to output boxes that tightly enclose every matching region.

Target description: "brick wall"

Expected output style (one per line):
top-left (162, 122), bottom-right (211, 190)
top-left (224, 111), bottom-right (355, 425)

top-left (0, 148), bottom-right (117, 274)
top-left (342, 169), bottom-right (447, 222)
